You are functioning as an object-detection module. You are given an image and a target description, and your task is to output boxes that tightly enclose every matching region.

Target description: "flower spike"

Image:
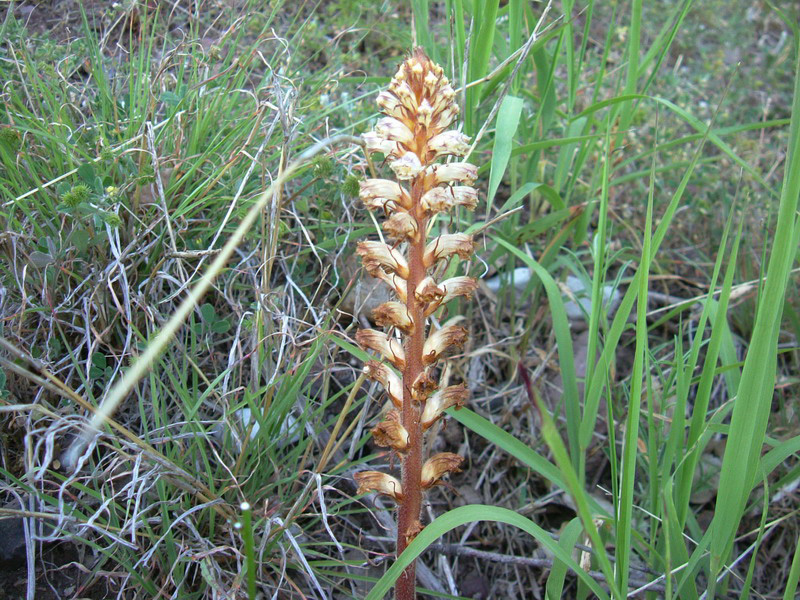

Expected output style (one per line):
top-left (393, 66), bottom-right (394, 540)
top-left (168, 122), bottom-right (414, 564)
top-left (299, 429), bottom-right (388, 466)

top-left (353, 48), bottom-right (478, 600)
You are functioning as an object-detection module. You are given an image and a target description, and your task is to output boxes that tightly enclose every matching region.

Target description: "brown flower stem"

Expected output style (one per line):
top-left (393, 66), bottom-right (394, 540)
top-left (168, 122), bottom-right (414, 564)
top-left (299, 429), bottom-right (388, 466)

top-left (396, 176), bottom-right (427, 600)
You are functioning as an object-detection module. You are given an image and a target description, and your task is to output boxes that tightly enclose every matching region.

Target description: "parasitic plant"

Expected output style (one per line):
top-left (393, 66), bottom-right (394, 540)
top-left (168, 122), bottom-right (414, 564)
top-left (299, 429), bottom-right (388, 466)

top-left (353, 48), bottom-right (478, 599)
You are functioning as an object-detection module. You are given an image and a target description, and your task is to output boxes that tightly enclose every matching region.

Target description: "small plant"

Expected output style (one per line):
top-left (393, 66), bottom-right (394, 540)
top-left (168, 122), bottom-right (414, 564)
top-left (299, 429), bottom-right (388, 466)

top-left (353, 48), bottom-right (478, 600)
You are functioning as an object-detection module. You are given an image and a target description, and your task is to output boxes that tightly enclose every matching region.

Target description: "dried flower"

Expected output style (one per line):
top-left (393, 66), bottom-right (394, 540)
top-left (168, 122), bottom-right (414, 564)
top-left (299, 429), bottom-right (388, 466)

top-left (421, 453), bottom-right (464, 487)
top-left (356, 329), bottom-right (406, 369)
top-left (421, 384), bottom-right (469, 429)
top-left (355, 471), bottom-right (404, 501)
top-left (357, 241), bottom-right (410, 278)
top-left (371, 410), bottom-right (409, 451)
top-left (422, 323), bottom-right (469, 366)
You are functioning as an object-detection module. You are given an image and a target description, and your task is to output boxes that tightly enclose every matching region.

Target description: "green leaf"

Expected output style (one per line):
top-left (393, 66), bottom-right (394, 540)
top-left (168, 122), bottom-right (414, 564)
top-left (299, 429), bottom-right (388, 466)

top-left (71, 228), bottom-right (91, 254)
top-left (77, 162), bottom-right (96, 186)
top-left (487, 95), bottom-right (524, 213)
top-left (709, 39), bottom-right (800, 584)
top-left (364, 505), bottom-right (610, 600)
top-left (91, 352), bottom-right (107, 369)
top-left (200, 303), bottom-right (216, 322)
top-left (211, 319), bottom-right (231, 334)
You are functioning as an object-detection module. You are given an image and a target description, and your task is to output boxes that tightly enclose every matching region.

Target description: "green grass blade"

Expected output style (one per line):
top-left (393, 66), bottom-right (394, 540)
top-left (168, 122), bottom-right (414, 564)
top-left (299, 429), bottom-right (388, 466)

top-left (708, 39), bottom-right (800, 583)
top-left (615, 128), bottom-right (655, 594)
top-left (487, 95), bottom-right (523, 213)
top-left (364, 505), bottom-right (610, 600)
top-left (546, 517), bottom-right (583, 600)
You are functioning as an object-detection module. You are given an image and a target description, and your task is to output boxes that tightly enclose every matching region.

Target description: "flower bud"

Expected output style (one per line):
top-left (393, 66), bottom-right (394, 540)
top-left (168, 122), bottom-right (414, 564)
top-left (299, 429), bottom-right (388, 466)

top-left (428, 131), bottom-right (471, 158)
top-left (357, 241), bottom-right (410, 278)
top-left (423, 233), bottom-right (474, 267)
top-left (428, 162), bottom-right (477, 185)
top-left (421, 384), bottom-right (468, 429)
top-left (433, 103), bottom-right (459, 130)
top-left (371, 410), bottom-right (409, 451)
top-left (356, 329), bottom-right (406, 369)
top-left (372, 301), bottom-right (414, 334)
top-left (423, 71), bottom-right (439, 96)
top-left (354, 470), bottom-right (403, 501)
top-left (422, 323), bottom-right (468, 366)
top-left (417, 99), bottom-right (434, 128)
top-left (421, 453), bottom-right (464, 487)
top-left (389, 80), bottom-right (417, 112)
top-left (363, 361), bottom-right (403, 408)
top-left (390, 151), bottom-right (424, 180)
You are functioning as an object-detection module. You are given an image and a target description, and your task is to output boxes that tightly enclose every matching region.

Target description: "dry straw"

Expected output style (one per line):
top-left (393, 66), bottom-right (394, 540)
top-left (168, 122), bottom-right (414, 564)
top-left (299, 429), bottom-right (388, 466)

top-left (354, 48), bottom-right (478, 600)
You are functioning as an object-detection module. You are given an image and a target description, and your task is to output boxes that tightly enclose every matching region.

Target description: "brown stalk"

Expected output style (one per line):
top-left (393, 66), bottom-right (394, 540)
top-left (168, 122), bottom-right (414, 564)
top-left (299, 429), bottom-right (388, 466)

top-left (396, 176), bottom-right (427, 595)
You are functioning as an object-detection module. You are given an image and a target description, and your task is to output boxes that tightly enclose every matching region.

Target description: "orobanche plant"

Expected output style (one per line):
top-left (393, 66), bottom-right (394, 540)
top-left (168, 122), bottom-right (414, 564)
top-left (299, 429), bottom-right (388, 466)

top-left (353, 48), bottom-right (479, 599)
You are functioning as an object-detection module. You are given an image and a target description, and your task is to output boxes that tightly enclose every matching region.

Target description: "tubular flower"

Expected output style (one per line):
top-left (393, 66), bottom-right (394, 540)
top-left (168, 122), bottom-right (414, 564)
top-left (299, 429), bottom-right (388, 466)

top-left (356, 329), bottom-right (406, 369)
top-left (420, 185), bottom-right (478, 215)
top-left (414, 276), bottom-right (445, 304)
top-left (421, 453), bottom-right (464, 488)
top-left (427, 161), bottom-right (478, 185)
top-left (363, 361), bottom-right (403, 408)
top-left (421, 385), bottom-right (469, 429)
top-left (423, 276), bottom-right (477, 315)
top-left (383, 211), bottom-right (419, 242)
top-left (390, 151), bottom-right (424, 180)
top-left (353, 49), bottom-right (479, 599)
top-left (363, 131), bottom-right (400, 157)
top-left (422, 323), bottom-right (469, 366)
top-left (359, 179), bottom-right (411, 212)
top-left (356, 241), bottom-right (409, 278)
top-left (438, 276), bottom-right (478, 304)
top-left (376, 117), bottom-right (415, 144)
top-left (423, 233), bottom-right (475, 267)
top-left (371, 410), bottom-right (410, 452)
top-left (428, 131), bottom-right (471, 158)
top-left (372, 302), bottom-right (414, 334)
top-left (355, 471), bottom-right (404, 501)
